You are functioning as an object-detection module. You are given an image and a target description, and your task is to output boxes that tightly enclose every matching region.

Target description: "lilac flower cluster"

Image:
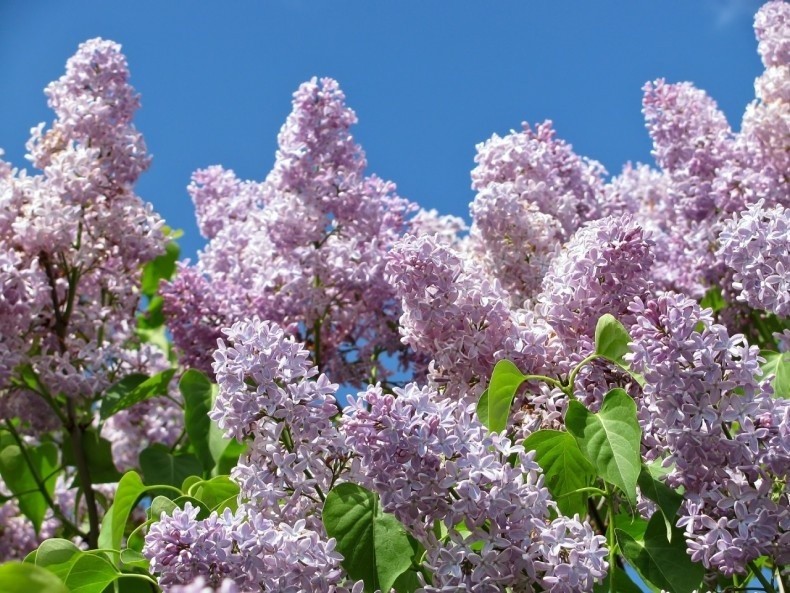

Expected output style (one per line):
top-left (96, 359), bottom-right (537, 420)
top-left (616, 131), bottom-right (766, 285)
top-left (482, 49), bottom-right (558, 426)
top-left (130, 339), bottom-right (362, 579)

top-left (628, 292), bottom-right (789, 574)
top-left (343, 383), bottom-right (608, 592)
top-left (164, 77), bottom-right (420, 386)
top-left (717, 200), bottom-right (790, 317)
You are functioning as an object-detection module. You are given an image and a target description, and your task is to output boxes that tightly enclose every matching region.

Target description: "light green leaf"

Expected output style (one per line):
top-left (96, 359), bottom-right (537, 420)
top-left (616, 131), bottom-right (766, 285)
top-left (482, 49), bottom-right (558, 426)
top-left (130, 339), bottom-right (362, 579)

top-left (761, 350), bottom-right (790, 399)
top-left (61, 553), bottom-right (119, 593)
top-left (0, 562), bottom-right (69, 593)
top-left (0, 441), bottom-right (59, 532)
top-left (188, 476), bottom-right (240, 509)
top-left (565, 388), bottom-right (642, 504)
top-left (523, 429), bottom-right (596, 517)
top-left (99, 471), bottom-right (146, 550)
top-left (480, 360), bottom-right (526, 433)
top-left (141, 240), bottom-right (180, 298)
top-left (617, 514), bottom-right (704, 593)
top-left (323, 483), bottom-right (421, 593)
top-left (594, 314), bottom-right (645, 387)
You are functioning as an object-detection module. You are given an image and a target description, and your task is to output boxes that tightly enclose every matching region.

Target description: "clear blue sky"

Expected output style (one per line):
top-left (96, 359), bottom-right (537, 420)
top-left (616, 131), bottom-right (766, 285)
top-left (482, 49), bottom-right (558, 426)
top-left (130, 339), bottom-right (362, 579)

top-left (0, 0), bottom-right (765, 261)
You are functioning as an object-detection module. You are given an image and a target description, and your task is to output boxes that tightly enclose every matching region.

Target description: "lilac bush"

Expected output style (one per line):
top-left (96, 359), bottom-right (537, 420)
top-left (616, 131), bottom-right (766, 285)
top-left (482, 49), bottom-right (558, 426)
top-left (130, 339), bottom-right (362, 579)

top-left (0, 2), bottom-right (788, 593)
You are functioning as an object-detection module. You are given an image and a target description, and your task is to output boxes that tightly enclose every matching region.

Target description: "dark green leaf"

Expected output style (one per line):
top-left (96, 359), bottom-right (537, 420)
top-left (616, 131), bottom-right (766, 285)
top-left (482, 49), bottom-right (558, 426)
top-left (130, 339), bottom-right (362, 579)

top-left (393, 569), bottom-right (423, 593)
top-left (180, 369), bottom-right (215, 471)
top-left (761, 350), bottom-right (790, 399)
top-left (0, 441), bottom-right (59, 532)
top-left (0, 562), bottom-right (69, 593)
top-left (100, 370), bottom-right (177, 420)
top-left (617, 514), bottom-right (704, 593)
top-left (523, 429), bottom-right (596, 517)
top-left (480, 360), bottom-right (526, 433)
top-left (63, 429), bottom-right (122, 485)
top-left (139, 445), bottom-right (203, 488)
top-left (638, 466), bottom-right (683, 541)
top-left (565, 388), bottom-right (642, 504)
top-left (614, 513), bottom-right (649, 543)
top-left (323, 483), bottom-right (420, 593)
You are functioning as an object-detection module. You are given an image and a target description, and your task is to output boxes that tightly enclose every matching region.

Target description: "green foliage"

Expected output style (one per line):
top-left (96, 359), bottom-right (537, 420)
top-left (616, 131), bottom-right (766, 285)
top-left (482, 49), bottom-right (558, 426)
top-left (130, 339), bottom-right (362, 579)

top-left (0, 440), bottom-right (59, 532)
top-left (140, 237), bottom-right (180, 298)
top-left (477, 359), bottom-right (527, 433)
top-left (617, 514), bottom-right (705, 593)
top-left (523, 429), bottom-right (596, 517)
top-left (761, 350), bottom-right (790, 399)
top-left (637, 465), bottom-right (683, 541)
top-left (98, 471), bottom-right (147, 551)
top-left (139, 445), bottom-right (203, 488)
top-left (180, 369), bottom-right (216, 471)
top-left (323, 483), bottom-right (422, 593)
top-left (62, 429), bottom-right (122, 485)
top-left (565, 388), bottom-right (642, 504)
top-left (0, 562), bottom-right (69, 593)
top-left (594, 314), bottom-right (645, 386)
top-left (100, 369), bottom-right (177, 420)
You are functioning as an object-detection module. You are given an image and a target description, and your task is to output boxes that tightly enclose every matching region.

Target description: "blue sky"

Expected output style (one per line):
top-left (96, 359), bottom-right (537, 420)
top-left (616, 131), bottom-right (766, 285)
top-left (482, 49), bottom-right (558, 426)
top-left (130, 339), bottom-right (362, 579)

top-left (0, 0), bottom-right (765, 260)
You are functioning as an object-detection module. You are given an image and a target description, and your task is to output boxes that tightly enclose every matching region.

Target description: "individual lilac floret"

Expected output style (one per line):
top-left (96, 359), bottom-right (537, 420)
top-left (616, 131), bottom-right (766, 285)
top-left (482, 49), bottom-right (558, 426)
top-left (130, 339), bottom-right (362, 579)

top-left (166, 577), bottom-right (240, 593)
top-left (717, 200), bottom-right (790, 317)
top-left (536, 215), bottom-right (654, 345)
top-left (471, 120), bottom-right (606, 237)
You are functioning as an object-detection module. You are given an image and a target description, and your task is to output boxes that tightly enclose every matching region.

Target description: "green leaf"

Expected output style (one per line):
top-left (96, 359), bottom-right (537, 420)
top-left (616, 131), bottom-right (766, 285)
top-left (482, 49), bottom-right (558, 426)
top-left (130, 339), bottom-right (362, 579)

top-left (475, 389), bottom-right (490, 429)
top-left (100, 370), bottom-right (177, 420)
top-left (0, 441), bottom-right (59, 532)
top-left (188, 476), bottom-right (240, 509)
top-left (614, 513), bottom-right (649, 543)
top-left (392, 569), bottom-right (423, 593)
top-left (98, 471), bottom-right (146, 550)
top-left (119, 549), bottom-right (149, 570)
top-left (638, 466), bottom-right (683, 541)
top-left (181, 475), bottom-right (202, 493)
top-left (565, 388), bottom-right (642, 504)
top-left (700, 286), bottom-right (727, 313)
top-left (0, 562), bottom-right (69, 593)
top-left (594, 314), bottom-right (645, 387)
top-left (35, 538), bottom-right (82, 581)
top-left (61, 553), bottom-right (119, 593)
top-left (523, 429), bottom-right (596, 517)
top-left (323, 483), bottom-right (420, 593)
top-left (180, 369), bottom-right (216, 471)
top-left (617, 514), bottom-right (704, 593)
top-left (594, 314), bottom-right (631, 365)
top-left (139, 445), bottom-right (203, 488)
top-left (148, 495), bottom-right (178, 521)
top-left (62, 429), bottom-right (122, 485)
top-left (761, 350), bottom-right (790, 399)
top-left (141, 240), bottom-right (180, 298)
top-left (480, 359), bottom-right (526, 433)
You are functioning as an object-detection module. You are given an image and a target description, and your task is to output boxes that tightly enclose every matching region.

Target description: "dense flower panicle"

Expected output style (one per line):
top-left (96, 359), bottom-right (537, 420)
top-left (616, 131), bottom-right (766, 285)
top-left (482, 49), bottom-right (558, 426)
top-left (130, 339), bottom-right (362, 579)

top-left (469, 183), bottom-right (564, 306)
top-left (165, 77), bottom-right (415, 386)
top-left (717, 200), bottom-right (790, 316)
top-left (755, 0), bottom-right (790, 68)
top-left (627, 292), bottom-right (789, 573)
top-left (189, 166), bottom-right (267, 240)
top-left (211, 318), bottom-right (347, 526)
top-left (409, 207), bottom-right (468, 247)
top-left (536, 215), bottom-right (654, 345)
top-left (344, 383), bottom-right (607, 592)
top-left (471, 121), bottom-right (606, 237)
top-left (386, 234), bottom-right (515, 389)
top-left (0, 500), bottom-right (46, 560)
top-left (167, 577), bottom-right (240, 593)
